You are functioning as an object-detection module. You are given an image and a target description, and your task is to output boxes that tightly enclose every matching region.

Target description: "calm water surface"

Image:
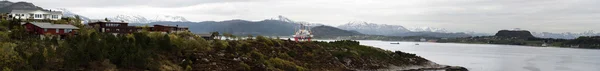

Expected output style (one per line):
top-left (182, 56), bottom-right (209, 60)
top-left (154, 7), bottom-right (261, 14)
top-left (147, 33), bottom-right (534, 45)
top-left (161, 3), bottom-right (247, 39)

top-left (356, 40), bottom-right (600, 71)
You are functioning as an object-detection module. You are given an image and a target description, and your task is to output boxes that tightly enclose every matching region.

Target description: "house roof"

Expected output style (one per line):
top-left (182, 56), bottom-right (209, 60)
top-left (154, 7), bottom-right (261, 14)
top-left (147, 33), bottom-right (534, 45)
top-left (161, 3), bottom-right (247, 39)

top-left (28, 22), bottom-right (79, 29)
top-left (11, 10), bottom-right (62, 15)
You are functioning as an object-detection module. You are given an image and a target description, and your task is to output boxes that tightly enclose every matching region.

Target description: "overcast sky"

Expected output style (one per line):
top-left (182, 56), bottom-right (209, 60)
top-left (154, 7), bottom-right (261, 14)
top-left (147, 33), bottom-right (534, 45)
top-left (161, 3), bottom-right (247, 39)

top-left (13, 0), bottom-right (600, 33)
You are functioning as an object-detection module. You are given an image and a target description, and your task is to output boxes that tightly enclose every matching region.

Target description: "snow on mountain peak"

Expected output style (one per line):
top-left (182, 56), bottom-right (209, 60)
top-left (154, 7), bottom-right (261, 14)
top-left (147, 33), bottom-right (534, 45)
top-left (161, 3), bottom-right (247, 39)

top-left (108, 15), bottom-right (189, 23)
top-left (50, 8), bottom-right (91, 23)
top-left (338, 22), bottom-right (410, 35)
top-left (408, 27), bottom-right (449, 33)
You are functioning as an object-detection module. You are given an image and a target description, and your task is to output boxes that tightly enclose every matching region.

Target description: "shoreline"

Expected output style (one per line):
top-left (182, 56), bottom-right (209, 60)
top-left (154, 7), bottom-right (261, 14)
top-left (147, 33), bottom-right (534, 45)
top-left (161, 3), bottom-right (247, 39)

top-left (314, 39), bottom-right (599, 50)
top-left (370, 62), bottom-right (468, 71)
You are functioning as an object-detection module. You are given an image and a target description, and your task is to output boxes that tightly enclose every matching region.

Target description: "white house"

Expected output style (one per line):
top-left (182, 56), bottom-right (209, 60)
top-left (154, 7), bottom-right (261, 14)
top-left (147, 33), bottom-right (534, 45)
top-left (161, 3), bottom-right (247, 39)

top-left (9, 10), bottom-right (62, 20)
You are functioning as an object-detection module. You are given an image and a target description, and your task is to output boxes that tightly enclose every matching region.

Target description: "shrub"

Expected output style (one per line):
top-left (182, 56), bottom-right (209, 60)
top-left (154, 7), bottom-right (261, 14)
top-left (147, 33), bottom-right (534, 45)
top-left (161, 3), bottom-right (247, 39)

top-left (238, 62), bottom-right (251, 70)
top-left (267, 58), bottom-right (306, 71)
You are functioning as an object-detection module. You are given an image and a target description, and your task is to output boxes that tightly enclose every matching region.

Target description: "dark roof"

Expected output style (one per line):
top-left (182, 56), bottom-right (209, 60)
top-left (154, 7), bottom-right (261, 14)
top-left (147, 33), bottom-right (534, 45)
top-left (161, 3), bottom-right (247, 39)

top-left (28, 22), bottom-right (79, 29)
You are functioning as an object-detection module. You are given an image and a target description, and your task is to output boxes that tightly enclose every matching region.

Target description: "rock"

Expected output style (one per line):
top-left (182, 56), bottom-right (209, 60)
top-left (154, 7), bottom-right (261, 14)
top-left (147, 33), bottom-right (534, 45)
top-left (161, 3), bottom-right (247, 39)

top-left (445, 66), bottom-right (468, 71)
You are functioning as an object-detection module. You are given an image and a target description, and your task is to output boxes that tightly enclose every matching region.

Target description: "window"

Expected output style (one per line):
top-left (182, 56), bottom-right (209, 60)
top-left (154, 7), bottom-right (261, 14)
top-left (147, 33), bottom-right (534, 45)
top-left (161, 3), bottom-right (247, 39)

top-left (56, 29), bottom-right (59, 33)
top-left (34, 14), bottom-right (42, 18)
top-left (116, 29), bottom-right (120, 31)
top-left (44, 29), bottom-right (47, 32)
top-left (51, 15), bottom-right (58, 19)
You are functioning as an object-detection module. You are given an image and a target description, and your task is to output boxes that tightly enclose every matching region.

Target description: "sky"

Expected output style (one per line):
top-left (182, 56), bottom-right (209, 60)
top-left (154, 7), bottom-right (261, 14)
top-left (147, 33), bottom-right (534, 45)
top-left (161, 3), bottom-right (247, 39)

top-left (12, 0), bottom-right (600, 33)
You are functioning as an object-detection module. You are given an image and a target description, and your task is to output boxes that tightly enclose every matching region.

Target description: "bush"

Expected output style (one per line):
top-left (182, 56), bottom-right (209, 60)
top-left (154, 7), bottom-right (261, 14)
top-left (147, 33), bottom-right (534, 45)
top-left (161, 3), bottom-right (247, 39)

top-left (267, 58), bottom-right (306, 71)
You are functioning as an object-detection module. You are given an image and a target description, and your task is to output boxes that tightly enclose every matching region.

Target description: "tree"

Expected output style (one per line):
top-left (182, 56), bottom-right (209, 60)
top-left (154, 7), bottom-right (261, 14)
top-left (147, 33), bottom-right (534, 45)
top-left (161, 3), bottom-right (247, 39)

top-left (223, 33), bottom-right (234, 40)
top-left (211, 32), bottom-right (220, 40)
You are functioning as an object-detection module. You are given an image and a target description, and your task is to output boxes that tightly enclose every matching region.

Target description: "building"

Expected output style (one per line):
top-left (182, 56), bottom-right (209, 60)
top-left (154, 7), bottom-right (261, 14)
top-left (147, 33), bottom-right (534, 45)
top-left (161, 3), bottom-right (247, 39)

top-left (88, 22), bottom-right (141, 34)
top-left (152, 25), bottom-right (189, 33)
top-left (87, 21), bottom-right (189, 34)
top-left (23, 22), bottom-right (79, 35)
top-left (9, 10), bottom-right (63, 20)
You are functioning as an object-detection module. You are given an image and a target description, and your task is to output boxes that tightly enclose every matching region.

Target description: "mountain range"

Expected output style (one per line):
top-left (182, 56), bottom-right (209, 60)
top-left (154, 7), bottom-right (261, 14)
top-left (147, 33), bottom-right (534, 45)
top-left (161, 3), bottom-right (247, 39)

top-left (6, 1), bottom-right (598, 39)
top-left (337, 22), bottom-right (472, 38)
top-left (532, 31), bottom-right (600, 39)
top-left (337, 21), bottom-right (410, 36)
top-left (408, 27), bottom-right (449, 33)
top-left (108, 15), bottom-right (189, 23)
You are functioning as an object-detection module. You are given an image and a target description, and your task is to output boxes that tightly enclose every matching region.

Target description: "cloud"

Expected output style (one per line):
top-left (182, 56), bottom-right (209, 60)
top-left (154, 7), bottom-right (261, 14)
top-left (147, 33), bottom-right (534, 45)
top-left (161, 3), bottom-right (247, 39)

top-left (15, 0), bottom-right (600, 33)
top-left (16, 0), bottom-right (259, 7)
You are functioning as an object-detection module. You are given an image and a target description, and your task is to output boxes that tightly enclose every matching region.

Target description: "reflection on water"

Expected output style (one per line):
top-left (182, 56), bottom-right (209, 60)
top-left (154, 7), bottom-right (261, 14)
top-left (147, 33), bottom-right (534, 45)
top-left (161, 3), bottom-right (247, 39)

top-left (357, 40), bottom-right (600, 71)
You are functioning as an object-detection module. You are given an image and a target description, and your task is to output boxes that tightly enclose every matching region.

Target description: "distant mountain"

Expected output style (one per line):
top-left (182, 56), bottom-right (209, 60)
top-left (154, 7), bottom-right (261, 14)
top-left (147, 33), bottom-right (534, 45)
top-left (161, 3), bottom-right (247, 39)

top-left (337, 21), bottom-right (410, 36)
top-left (0, 1), bottom-right (43, 13)
top-left (311, 26), bottom-right (364, 38)
top-left (268, 15), bottom-right (325, 27)
top-left (51, 8), bottom-right (91, 22)
top-left (139, 16), bottom-right (303, 36)
top-left (464, 31), bottom-right (493, 36)
top-left (392, 32), bottom-right (472, 38)
top-left (532, 31), bottom-right (600, 39)
top-left (338, 22), bottom-right (471, 38)
top-left (408, 27), bottom-right (449, 33)
top-left (109, 15), bottom-right (189, 23)
top-left (137, 16), bottom-right (341, 36)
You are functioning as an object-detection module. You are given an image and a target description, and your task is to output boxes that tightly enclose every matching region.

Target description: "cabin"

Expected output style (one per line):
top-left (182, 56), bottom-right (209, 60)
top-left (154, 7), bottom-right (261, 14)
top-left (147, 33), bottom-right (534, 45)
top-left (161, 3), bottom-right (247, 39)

top-left (23, 22), bottom-right (79, 35)
top-left (88, 21), bottom-right (141, 34)
top-left (9, 10), bottom-right (62, 20)
top-left (152, 25), bottom-right (189, 33)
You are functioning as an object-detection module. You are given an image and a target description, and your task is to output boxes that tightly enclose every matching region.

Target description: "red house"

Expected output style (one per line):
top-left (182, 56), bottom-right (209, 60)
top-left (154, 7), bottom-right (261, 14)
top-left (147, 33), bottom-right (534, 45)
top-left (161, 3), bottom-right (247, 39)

top-left (88, 22), bottom-right (141, 34)
top-left (23, 22), bottom-right (79, 35)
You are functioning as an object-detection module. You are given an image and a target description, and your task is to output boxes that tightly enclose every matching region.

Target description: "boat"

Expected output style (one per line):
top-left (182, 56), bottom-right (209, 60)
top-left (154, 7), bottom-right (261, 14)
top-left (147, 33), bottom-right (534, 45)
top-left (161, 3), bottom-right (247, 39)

top-left (415, 43), bottom-right (420, 45)
top-left (390, 42), bottom-right (400, 44)
top-left (292, 24), bottom-right (313, 42)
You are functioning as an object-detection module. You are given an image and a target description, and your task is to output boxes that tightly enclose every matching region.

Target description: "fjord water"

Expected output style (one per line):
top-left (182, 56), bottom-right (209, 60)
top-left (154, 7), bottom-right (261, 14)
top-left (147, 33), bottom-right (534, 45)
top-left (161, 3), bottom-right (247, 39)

top-left (357, 40), bottom-right (600, 71)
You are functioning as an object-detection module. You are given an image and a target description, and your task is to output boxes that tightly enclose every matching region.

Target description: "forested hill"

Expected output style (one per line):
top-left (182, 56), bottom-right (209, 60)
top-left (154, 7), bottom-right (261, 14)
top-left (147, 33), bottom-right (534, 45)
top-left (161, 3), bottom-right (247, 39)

top-left (311, 25), bottom-right (365, 38)
top-left (140, 20), bottom-right (298, 36)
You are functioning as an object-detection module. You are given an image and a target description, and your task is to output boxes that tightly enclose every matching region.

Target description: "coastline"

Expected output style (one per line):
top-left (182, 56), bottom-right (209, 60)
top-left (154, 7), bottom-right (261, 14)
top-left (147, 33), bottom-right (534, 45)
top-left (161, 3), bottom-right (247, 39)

top-left (315, 38), bottom-right (598, 50)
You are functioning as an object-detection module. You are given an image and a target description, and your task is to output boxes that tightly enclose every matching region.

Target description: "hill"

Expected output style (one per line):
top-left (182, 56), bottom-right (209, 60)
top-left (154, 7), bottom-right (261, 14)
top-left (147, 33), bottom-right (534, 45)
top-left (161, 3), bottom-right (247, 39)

top-left (143, 19), bottom-right (298, 36)
top-left (311, 26), bottom-right (364, 38)
top-left (495, 30), bottom-right (535, 38)
top-left (0, 1), bottom-right (44, 13)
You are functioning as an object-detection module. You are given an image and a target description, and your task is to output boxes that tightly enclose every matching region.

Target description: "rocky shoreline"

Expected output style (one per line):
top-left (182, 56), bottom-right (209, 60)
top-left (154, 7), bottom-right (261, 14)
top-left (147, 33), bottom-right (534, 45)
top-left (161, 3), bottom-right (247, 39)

top-left (370, 62), bottom-right (468, 71)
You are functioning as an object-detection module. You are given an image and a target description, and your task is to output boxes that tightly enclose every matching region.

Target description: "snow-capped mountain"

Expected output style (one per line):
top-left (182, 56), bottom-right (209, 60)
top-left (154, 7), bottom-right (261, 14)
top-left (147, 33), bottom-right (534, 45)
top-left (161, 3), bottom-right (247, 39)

top-left (51, 8), bottom-right (91, 22)
top-left (269, 15), bottom-right (324, 27)
top-left (108, 15), bottom-right (189, 23)
top-left (408, 27), bottom-right (449, 33)
top-left (337, 21), bottom-right (410, 36)
top-left (532, 31), bottom-right (600, 39)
